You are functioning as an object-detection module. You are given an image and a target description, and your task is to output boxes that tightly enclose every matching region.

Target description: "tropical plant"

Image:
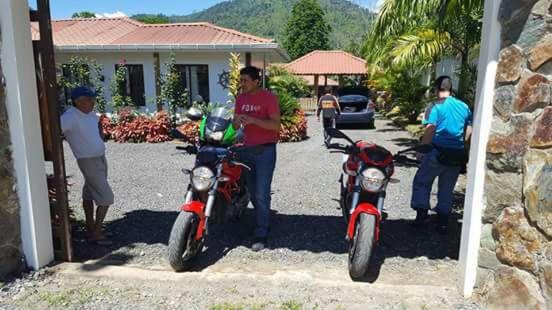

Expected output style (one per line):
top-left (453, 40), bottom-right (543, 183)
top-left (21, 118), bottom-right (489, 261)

top-left (57, 56), bottom-right (106, 113)
top-left (110, 62), bottom-right (134, 111)
top-left (158, 53), bottom-right (189, 126)
top-left (267, 66), bottom-right (310, 99)
top-left (228, 53), bottom-right (241, 99)
top-left (390, 70), bottom-right (430, 123)
top-left (364, 0), bottom-right (483, 103)
top-left (283, 0), bottom-right (332, 59)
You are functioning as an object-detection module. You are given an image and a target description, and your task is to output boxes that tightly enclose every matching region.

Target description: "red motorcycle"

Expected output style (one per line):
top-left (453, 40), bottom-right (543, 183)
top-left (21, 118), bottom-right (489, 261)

top-left (325, 127), bottom-right (426, 279)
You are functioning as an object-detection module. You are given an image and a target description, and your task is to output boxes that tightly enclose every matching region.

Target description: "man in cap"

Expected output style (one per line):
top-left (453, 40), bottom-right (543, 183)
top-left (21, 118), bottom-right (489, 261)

top-left (61, 86), bottom-right (114, 245)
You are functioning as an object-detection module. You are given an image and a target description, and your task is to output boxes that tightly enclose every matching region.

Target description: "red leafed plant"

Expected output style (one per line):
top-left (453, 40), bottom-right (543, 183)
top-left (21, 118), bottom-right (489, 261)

top-left (279, 110), bottom-right (308, 143)
top-left (99, 114), bottom-right (115, 141)
top-left (176, 121), bottom-right (200, 144)
top-left (109, 109), bottom-right (172, 143)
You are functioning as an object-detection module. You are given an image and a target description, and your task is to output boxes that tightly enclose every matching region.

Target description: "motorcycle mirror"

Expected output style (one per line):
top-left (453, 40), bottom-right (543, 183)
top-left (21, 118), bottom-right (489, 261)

top-left (325, 128), bottom-right (355, 145)
top-left (186, 107), bottom-right (203, 121)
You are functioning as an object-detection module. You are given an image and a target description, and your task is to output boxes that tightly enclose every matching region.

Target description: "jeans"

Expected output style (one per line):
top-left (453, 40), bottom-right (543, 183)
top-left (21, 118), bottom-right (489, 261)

top-left (411, 149), bottom-right (461, 215)
top-left (238, 144), bottom-right (277, 238)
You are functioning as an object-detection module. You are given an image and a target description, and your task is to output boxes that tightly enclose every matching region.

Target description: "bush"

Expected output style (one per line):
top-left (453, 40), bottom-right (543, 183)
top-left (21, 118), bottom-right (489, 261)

top-left (175, 121), bottom-right (200, 144)
top-left (103, 109), bottom-right (172, 143)
top-left (279, 110), bottom-right (308, 143)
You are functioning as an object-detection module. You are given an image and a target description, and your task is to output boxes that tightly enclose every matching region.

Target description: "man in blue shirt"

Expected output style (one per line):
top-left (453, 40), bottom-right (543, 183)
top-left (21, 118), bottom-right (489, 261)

top-left (411, 76), bottom-right (473, 232)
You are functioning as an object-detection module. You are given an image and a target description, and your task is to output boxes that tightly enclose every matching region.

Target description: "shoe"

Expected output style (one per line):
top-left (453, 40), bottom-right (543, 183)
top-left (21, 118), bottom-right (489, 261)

top-left (413, 209), bottom-right (429, 227)
top-left (436, 214), bottom-right (449, 234)
top-left (251, 237), bottom-right (267, 252)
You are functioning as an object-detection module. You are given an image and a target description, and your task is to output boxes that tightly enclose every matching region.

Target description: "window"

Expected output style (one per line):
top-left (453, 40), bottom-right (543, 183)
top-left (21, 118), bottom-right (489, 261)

top-left (115, 64), bottom-right (146, 106)
top-left (175, 65), bottom-right (210, 103)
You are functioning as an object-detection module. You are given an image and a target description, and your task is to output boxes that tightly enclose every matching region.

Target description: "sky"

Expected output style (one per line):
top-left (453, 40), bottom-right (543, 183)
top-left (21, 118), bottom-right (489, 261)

top-left (28, 0), bottom-right (382, 19)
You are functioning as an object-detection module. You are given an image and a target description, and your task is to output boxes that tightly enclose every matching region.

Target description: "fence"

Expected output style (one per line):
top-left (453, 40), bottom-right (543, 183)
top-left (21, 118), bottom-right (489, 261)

top-left (299, 97), bottom-right (317, 112)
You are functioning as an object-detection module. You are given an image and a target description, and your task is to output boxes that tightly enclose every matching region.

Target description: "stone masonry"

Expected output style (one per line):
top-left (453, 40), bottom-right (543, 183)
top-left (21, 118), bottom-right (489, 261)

top-left (0, 24), bottom-right (24, 279)
top-left (478, 0), bottom-right (552, 308)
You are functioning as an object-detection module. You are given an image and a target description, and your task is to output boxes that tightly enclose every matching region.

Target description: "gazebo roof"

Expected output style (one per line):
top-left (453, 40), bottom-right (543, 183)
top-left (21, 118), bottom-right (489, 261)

top-left (283, 50), bottom-right (367, 75)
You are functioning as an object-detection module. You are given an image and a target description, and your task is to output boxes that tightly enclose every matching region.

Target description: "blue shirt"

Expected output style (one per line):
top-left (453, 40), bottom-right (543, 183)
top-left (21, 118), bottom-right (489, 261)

top-left (426, 97), bottom-right (472, 149)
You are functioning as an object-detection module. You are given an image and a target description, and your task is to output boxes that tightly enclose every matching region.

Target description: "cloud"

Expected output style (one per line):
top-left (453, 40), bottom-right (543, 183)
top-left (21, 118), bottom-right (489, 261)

top-left (95, 11), bottom-right (127, 18)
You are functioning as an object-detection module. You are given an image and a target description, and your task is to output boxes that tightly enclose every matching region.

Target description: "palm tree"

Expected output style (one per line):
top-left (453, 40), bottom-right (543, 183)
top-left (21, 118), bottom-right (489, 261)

top-left (364, 0), bottom-right (483, 102)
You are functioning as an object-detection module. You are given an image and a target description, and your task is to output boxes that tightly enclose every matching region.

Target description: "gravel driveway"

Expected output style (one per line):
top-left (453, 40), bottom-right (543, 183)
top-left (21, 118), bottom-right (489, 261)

top-left (65, 115), bottom-right (465, 277)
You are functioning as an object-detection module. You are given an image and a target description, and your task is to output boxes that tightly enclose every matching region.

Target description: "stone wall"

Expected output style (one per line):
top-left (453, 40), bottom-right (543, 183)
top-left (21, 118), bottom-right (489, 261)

top-left (478, 0), bottom-right (552, 308)
top-left (0, 25), bottom-right (24, 279)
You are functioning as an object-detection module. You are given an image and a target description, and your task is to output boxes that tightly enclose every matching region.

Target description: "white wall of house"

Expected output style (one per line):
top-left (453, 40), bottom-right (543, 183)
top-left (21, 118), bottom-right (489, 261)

top-left (55, 51), bottom-right (261, 113)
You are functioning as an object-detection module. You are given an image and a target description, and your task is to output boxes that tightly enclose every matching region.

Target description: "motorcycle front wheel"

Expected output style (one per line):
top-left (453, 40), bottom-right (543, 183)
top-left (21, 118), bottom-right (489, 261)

top-left (168, 211), bottom-right (203, 272)
top-left (348, 213), bottom-right (376, 280)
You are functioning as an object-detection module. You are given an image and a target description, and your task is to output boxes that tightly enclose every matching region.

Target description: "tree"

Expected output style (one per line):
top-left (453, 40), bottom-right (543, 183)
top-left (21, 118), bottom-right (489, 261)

top-left (57, 56), bottom-right (106, 113)
top-left (72, 11), bottom-right (96, 18)
top-left (363, 0), bottom-right (483, 103)
top-left (283, 0), bottom-right (332, 60)
top-left (158, 53), bottom-right (189, 126)
top-left (110, 62), bottom-right (133, 112)
top-left (131, 14), bottom-right (170, 24)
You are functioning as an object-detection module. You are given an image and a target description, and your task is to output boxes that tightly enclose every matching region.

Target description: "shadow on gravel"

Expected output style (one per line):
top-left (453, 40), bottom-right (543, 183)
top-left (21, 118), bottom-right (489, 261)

top-left (389, 137), bottom-right (419, 147)
top-left (72, 210), bottom-right (179, 265)
top-left (376, 128), bottom-right (405, 133)
top-left (72, 191), bottom-right (464, 279)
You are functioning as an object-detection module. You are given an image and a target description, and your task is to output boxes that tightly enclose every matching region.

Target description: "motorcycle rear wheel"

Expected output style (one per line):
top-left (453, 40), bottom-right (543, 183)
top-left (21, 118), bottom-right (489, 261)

top-left (348, 213), bottom-right (376, 280)
top-left (168, 211), bottom-right (203, 272)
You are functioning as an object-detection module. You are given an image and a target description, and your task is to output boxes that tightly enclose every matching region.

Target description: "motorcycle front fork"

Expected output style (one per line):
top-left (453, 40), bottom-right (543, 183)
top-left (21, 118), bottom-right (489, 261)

top-left (342, 174), bottom-right (387, 239)
top-left (184, 164), bottom-right (223, 236)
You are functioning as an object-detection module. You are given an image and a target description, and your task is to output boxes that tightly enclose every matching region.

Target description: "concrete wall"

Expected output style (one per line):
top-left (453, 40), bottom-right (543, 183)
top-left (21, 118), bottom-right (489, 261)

top-left (477, 0), bottom-right (552, 308)
top-left (0, 24), bottom-right (24, 279)
top-left (55, 51), bottom-right (256, 112)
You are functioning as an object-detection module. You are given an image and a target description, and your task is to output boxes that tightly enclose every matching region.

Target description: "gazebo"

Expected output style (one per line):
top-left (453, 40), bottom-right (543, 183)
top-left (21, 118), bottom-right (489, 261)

top-left (283, 50), bottom-right (367, 100)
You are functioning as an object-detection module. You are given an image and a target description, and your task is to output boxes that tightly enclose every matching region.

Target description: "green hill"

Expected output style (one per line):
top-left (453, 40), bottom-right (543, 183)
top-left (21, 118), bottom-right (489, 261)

top-left (132, 0), bottom-right (375, 51)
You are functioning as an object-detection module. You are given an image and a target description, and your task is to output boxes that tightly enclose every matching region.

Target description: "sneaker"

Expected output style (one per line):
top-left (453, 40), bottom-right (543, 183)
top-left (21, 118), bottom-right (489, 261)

top-left (436, 214), bottom-right (449, 234)
top-left (413, 209), bottom-right (429, 227)
top-left (251, 237), bottom-right (267, 252)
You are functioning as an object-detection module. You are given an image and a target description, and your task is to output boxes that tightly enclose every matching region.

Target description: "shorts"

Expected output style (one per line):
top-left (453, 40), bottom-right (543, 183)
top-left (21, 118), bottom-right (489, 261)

top-left (76, 155), bottom-right (114, 206)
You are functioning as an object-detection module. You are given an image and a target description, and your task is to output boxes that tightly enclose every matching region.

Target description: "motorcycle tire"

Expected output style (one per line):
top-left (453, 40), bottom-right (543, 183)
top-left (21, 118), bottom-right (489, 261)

top-left (168, 211), bottom-right (203, 272)
top-left (348, 213), bottom-right (376, 280)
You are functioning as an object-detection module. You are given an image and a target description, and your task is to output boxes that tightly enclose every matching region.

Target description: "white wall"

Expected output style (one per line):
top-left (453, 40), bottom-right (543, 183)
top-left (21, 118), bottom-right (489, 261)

top-left (1, 0), bottom-right (54, 270)
top-left (56, 51), bottom-right (263, 112)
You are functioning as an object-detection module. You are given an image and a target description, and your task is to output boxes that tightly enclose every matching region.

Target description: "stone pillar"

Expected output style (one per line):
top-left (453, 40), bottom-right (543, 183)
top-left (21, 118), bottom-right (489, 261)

top-left (0, 29), bottom-right (23, 279)
top-left (477, 0), bottom-right (552, 308)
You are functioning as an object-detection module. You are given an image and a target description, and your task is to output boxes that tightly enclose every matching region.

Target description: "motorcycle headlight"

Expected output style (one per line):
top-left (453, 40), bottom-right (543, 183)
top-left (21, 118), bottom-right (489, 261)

top-left (361, 168), bottom-right (386, 192)
top-left (191, 166), bottom-right (214, 191)
top-left (207, 130), bottom-right (224, 142)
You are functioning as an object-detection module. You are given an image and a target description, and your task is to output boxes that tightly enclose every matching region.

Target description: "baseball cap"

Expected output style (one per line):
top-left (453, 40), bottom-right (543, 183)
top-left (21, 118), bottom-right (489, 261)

top-left (71, 86), bottom-right (96, 101)
top-left (434, 76), bottom-right (453, 92)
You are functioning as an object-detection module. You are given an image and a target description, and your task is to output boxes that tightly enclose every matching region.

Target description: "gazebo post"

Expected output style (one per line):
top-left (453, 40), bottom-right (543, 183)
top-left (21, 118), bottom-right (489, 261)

top-left (338, 75), bottom-right (344, 87)
top-left (313, 74), bottom-right (319, 101)
top-left (324, 75), bottom-right (328, 87)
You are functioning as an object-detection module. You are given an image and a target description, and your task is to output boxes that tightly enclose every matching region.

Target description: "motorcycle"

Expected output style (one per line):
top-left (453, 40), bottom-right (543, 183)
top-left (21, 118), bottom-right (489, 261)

top-left (324, 127), bottom-right (429, 279)
top-left (168, 103), bottom-right (250, 272)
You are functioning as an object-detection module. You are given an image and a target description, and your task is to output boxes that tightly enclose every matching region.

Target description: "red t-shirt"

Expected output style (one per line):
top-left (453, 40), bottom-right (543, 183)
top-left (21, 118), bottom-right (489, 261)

top-left (235, 89), bottom-right (280, 146)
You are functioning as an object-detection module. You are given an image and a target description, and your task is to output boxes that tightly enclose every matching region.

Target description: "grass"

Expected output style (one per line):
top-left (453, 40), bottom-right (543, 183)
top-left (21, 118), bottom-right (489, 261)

top-left (280, 300), bottom-right (302, 310)
top-left (38, 287), bottom-right (110, 307)
top-left (209, 300), bottom-right (303, 310)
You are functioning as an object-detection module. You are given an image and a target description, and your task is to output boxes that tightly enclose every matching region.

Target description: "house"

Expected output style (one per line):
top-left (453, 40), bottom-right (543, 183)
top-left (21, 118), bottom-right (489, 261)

top-left (30, 17), bottom-right (289, 112)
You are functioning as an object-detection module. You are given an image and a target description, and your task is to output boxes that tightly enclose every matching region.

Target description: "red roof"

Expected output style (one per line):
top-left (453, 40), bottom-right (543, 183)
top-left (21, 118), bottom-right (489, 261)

top-left (284, 50), bottom-right (367, 75)
top-left (31, 18), bottom-right (273, 46)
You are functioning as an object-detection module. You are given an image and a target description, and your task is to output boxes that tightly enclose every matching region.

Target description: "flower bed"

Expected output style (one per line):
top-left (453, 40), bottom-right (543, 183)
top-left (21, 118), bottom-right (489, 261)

top-left (100, 109), bottom-right (172, 143)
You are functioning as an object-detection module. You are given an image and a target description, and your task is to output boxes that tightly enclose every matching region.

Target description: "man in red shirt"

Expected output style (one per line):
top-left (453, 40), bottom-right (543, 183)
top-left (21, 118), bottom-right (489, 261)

top-left (233, 66), bottom-right (280, 251)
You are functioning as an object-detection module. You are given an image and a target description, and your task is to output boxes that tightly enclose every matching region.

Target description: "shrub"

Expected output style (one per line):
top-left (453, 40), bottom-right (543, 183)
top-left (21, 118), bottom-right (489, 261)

top-left (106, 109), bottom-right (172, 143)
top-left (175, 121), bottom-right (200, 144)
top-left (279, 110), bottom-right (308, 143)
top-left (99, 114), bottom-right (115, 141)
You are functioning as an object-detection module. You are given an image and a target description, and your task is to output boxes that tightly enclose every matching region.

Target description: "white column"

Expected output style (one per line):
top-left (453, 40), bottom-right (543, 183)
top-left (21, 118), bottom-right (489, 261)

top-left (0, 0), bottom-right (54, 269)
top-left (458, 0), bottom-right (502, 298)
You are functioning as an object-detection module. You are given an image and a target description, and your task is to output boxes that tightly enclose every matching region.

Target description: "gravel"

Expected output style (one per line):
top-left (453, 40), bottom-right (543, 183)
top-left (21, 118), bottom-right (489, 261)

top-left (64, 115), bottom-right (465, 272)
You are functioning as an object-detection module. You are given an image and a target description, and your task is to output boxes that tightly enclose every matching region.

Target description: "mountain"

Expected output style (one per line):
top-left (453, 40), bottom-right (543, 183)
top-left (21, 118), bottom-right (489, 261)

top-left (133, 0), bottom-right (375, 51)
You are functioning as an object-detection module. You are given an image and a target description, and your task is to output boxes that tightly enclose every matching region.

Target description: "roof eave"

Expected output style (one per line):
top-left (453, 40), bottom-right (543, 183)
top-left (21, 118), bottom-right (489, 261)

top-left (54, 43), bottom-right (282, 52)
